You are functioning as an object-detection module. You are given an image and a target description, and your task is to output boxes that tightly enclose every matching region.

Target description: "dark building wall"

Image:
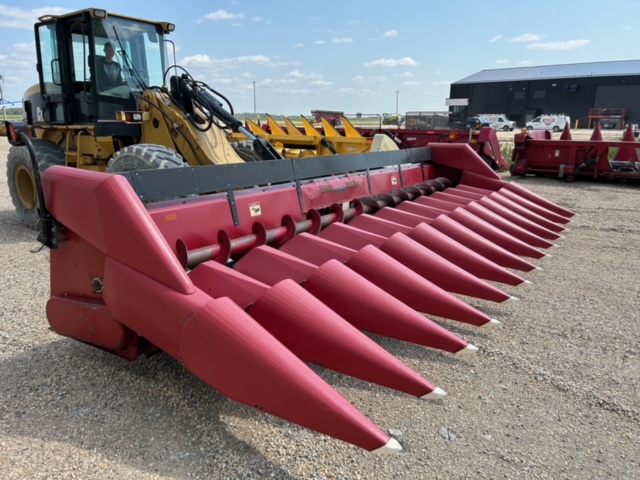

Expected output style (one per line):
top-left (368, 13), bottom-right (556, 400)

top-left (449, 75), bottom-right (640, 128)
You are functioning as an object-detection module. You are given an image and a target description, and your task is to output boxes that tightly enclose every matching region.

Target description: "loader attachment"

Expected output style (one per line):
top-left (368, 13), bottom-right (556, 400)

top-left (239, 114), bottom-right (374, 158)
top-left (246, 115), bottom-right (509, 171)
top-left (38, 141), bottom-right (572, 451)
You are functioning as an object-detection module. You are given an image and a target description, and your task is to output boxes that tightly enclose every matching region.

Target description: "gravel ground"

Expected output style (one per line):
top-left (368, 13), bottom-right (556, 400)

top-left (1, 137), bottom-right (639, 479)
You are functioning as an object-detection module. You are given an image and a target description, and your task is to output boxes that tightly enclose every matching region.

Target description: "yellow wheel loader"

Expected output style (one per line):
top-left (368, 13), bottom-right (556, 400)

top-left (5, 8), bottom-right (279, 228)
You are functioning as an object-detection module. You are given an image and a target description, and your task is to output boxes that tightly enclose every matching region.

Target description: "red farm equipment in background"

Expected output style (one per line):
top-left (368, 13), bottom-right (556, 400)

top-left (510, 123), bottom-right (640, 182)
top-left (588, 108), bottom-right (627, 129)
top-left (310, 109), bottom-right (344, 126)
top-left (367, 125), bottom-right (508, 171)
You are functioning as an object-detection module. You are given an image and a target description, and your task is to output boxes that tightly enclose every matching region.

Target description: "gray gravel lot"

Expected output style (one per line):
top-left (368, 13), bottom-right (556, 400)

top-left (1, 137), bottom-right (639, 479)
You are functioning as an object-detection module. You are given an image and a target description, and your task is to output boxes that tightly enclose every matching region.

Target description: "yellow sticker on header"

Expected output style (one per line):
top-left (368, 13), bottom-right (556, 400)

top-left (165, 213), bottom-right (178, 221)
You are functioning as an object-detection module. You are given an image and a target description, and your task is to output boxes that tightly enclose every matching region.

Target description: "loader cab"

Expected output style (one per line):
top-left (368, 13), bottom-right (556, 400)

top-left (31, 9), bottom-right (172, 136)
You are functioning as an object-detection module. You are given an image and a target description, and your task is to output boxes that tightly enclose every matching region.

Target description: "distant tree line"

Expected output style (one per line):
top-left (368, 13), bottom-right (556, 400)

top-left (1, 107), bottom-right (24, 116)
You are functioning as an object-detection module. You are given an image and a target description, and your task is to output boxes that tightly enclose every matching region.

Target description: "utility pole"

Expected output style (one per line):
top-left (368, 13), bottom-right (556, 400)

top-left (0, 74), bottom-right (5, 121)
top-left (395, 90), bottom-right (399, 114)
top-left (252, 81), bottom-right (256, 119)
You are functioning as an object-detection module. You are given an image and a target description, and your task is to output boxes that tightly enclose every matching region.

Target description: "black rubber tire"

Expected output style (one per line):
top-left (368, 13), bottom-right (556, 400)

top-left (232, 143), bottom-right (262, 162)
top-left (106, 144), bottom-right (185, 172)
top-left (6, 139), bottom-right (65, 229)
top-left (553, 126), bottom-right (561, 133)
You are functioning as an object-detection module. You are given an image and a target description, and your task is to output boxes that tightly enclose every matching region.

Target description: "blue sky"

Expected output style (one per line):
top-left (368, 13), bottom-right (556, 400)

top-left (0, 1), bottom-right (638, 116)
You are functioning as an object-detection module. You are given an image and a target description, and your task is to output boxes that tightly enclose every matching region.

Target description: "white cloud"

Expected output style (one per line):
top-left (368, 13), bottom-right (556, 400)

top-left (0, 5), bottom-right (71, 30)
top-left (332, 37), bottom-right (353, 44)
top-left (383, 30), bottom-right (399, 38)
top-left (527, 39), bottom-right (590, 50)
top-left (432, 80), bottom-right (451, 86)
top-left (398, 72), bottom-right (414, 78)
top-left (510, 33), bottom-right (543, 42)
top-left (293, 42), bottom-right (304, 48)
top-left (251, 16), bottom-right (263, 22)
top-left (490, 35), bottom-right (503, 43)
top-left (13, 42), bottom-right (35, 53)
top-left (496, 59), bottom-right (509, 64)
top-left (338, 87), bottom-right (376, 96)
top-left (311, 80), bottom-right (334, 86)
top-left (269, 87), bottom-right (313, 96)
top-left (226, 55), bottom-right (270, 65)
top-left (351, 75), bottom-right (387, 83)
top-left (181, 54), bottom-right (270, 68)
top-left (286, 70), bottom-right (322, 80)
top-left (518, 60), bottom-right (532, 66)
top-left (201, 10), bottom-right (244, 21)
top-left (181, 54), bottom-right (214, 66)
top-left (402, 81), bottom-right (421, 86)
top-left (260, 78), bottom-right (297, 86)
top-left (365, 57), bottom-right (418, 67)
top-left (314, 40), bottom-right (326, 45)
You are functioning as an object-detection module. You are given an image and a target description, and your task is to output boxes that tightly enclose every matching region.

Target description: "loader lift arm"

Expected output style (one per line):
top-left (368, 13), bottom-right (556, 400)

top-left (169, 73), bottom-right (283, 161)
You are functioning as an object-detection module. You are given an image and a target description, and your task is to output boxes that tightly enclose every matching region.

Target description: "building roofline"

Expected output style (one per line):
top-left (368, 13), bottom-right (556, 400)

top-left (453, 59), bottom-right (640, 84)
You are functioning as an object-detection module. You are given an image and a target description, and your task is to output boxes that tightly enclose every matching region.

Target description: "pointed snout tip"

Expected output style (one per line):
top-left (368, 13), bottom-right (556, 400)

top-left (371, 437), bottom-right (403, 454)
top-left (456, 344), bottom-right (479, 356)
top-left (482, 318), bottom-right (502, 328)
top-left (421, 386), bottom-right (447, 401)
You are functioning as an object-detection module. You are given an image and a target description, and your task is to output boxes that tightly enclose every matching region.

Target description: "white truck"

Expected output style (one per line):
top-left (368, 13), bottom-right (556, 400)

top-left (477, 114), bottom-right (516, 131)
top-left (526, 114), bottom-right (571, 133)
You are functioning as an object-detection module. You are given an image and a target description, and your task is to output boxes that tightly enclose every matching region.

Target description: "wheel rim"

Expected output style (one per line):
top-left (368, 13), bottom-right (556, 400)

top-left (15, 164), bottom-right (37, 209)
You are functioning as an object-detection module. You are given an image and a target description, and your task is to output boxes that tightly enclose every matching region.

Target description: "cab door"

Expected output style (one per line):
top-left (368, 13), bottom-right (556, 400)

top-left (35, 22), bottom-right (66, 123)
top-left (35, 14), bottom-right (95, 125)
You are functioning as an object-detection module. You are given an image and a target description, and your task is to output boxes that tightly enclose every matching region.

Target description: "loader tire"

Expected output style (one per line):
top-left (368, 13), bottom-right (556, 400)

top-left (7, 139), bottom-right (66, 229)
top-left (231, 143), bottom-right (262, 162)
top-left (106, 144), bottom-right (185, 172)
